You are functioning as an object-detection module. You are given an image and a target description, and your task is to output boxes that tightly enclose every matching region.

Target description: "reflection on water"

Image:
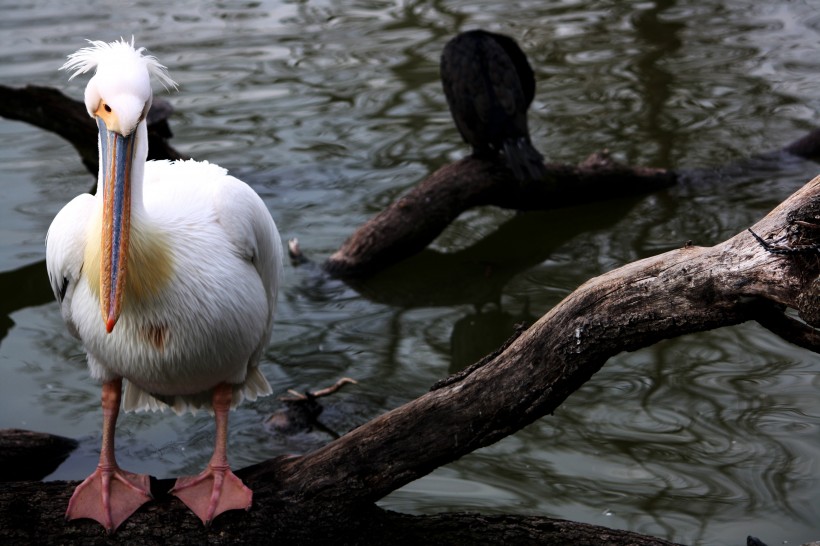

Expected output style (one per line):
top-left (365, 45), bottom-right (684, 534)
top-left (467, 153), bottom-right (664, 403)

top-left (1, 0), bottom-right (819, 544)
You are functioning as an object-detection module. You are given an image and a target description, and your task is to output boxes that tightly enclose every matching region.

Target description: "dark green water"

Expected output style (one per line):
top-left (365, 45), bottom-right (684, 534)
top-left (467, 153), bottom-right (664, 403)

top-left (1, 1), bottom-right (818, 543)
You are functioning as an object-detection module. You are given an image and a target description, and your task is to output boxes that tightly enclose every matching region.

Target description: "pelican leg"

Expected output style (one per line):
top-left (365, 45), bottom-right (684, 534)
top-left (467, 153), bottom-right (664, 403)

top-left (66, 378), bottom-right (152, 534)
top-left (171, 383), bottom-right (252, 526)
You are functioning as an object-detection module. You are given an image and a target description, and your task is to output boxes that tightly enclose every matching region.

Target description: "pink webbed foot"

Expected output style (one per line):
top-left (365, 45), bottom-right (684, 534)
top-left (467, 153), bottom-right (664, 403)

top-left (171, 464), bottom-right (252, 526)
top-left (66, 465), bottom-right (152, 534)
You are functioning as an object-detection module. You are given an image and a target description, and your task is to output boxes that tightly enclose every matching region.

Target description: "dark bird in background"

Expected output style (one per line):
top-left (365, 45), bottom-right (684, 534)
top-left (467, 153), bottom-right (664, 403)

top-left (441, 29), bottom-right (549, 183)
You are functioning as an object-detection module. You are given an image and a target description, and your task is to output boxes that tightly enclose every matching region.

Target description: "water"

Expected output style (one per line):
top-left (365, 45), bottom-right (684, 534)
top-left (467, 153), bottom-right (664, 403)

top-left (1, 0), bottom-right (819, 543)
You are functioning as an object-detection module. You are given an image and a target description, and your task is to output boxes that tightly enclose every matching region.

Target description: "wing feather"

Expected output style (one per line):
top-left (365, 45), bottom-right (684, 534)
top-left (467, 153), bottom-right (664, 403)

top-left (213, 175), bottom-right (284, 335)
top-left (45, 193), bottom-right (95, 339)
top-left (211, 172), bottom-right (283, 406)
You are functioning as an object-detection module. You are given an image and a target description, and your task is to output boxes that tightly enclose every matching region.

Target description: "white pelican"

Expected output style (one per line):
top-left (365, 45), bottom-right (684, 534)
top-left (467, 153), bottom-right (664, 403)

top-left (46, 38), bottom-right (283, 532)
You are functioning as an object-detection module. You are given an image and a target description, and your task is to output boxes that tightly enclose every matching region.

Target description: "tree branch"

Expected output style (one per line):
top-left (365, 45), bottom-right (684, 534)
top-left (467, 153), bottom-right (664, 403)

top-left (324, 152), bottom-right (676, 277)
top-left (254, 177), bottom-right (820, 513)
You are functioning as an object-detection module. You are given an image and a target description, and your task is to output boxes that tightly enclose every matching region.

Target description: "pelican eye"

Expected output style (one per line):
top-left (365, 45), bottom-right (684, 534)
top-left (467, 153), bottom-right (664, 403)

top-left (104, 104), bottom-right (112, 113)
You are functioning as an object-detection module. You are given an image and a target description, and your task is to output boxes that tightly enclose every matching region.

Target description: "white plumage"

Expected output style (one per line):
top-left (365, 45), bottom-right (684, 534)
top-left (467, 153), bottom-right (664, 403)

top-left (46, 38), bottom-right (282, 532)
top-left (48, 159), bottom-right (281, 413)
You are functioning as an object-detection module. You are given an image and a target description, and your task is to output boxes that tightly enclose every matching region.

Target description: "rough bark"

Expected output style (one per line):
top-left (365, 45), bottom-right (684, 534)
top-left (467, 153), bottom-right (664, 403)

top-left (3, 175), bottom-right (820, 544)
top-left (256, 175), bottom-right (820, 510)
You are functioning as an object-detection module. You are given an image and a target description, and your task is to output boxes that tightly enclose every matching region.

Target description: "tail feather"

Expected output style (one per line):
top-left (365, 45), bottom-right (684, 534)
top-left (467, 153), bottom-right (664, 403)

top-left (502, 137), bottom-right (549, 183)
top-left (122, 366), bottom-right (273, 416)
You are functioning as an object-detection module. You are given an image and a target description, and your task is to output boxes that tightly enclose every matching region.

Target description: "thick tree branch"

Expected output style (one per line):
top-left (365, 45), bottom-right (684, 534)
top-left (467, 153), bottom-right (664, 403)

top-left (323, 125), bottom-right (820, 279)
top-left (323, 129), bottom-right (820, 280)
top-left (324, 152), bottom-right (676, 277)
top-left (0, 478), bottom-right (681, 545)
top-left (254, 177), bottom-right (820, 513)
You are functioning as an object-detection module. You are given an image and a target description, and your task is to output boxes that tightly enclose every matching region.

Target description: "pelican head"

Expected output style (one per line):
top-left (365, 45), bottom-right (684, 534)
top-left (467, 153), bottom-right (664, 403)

top-left (61, 38), bottom-right (176, 332)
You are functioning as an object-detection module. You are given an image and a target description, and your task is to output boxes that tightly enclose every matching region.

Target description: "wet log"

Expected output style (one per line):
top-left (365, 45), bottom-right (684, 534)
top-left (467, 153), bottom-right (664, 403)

top-left (324, 152), bottom-right (676, 277)
top-left (323, 128), bottom-right (820, 279)
top-left (253, 174), bottom-right (820, 510)
top-left (3, 172), bottom-right (820, 543)
top-left (0, 477), bottom-right (681, 545)
top-left (0, 429), bottom-right (77, 482)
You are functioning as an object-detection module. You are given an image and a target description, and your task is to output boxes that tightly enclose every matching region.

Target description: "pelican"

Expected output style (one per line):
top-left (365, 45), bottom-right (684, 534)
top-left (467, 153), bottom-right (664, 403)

top-left (45, 38), bottom-right (283, 532)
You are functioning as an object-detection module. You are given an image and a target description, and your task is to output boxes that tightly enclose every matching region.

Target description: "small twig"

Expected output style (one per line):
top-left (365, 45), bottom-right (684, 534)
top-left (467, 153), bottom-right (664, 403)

top-left (288, 238), bottom-right (310, 266)
top-left (747, 228), bottom-right (790, 254)
top-left (791, 220), bottom-right (820, 229)
top-left (279, 377), bottom-right (358, 402)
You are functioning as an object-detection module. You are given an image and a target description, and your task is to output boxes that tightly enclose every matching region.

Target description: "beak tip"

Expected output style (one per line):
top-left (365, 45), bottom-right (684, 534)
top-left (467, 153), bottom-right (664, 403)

top-left (106, 317), bottom-right (116, 333)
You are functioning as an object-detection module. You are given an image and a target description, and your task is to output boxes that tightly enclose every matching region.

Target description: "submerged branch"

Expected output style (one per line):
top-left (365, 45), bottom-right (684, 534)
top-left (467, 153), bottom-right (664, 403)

top-left (324, 152), bottom-right (676, 277)
top-left (323, 130), bottom-right (820, 279)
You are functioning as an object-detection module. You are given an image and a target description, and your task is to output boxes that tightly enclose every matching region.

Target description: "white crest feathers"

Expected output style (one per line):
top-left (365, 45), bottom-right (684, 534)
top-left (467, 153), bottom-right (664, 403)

top-left (60, 37), bottom-right (177, 90)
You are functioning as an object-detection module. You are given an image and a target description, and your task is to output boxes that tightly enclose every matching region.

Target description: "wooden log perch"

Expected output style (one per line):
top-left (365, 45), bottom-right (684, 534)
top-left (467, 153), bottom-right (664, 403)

top-left (261, 174), bottom-right (820, 510)
top-left (4, 173), bottom-right (820, 543)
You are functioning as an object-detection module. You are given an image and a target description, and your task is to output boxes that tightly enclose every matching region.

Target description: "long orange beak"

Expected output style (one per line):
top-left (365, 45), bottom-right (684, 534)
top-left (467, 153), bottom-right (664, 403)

top-left (97, 116), bottom-right (135, 333)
